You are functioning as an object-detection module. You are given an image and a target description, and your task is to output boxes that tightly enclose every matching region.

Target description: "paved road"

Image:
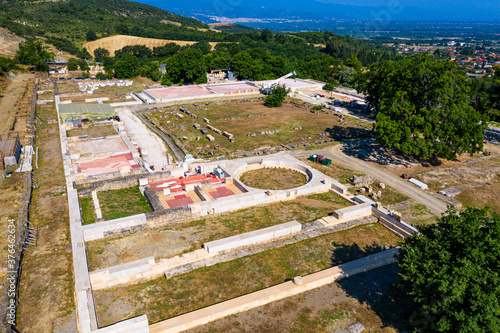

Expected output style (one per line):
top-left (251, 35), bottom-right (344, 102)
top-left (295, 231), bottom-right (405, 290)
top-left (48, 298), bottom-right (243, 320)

top-left (291, 144), bottom-right (448, 216)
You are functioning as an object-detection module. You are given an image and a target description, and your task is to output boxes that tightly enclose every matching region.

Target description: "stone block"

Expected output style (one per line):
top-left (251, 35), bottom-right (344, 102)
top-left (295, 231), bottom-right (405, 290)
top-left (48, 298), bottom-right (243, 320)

top-left (332, 203), bottom-right (372, 221)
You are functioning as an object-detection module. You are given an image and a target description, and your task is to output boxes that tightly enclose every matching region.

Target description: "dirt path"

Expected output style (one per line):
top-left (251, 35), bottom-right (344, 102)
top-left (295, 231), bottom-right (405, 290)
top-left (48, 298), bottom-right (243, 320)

top-left (0, 73), bottom-right (34, 133)
top-left (292, 144), bottom-right (448, 216)
top-left (117, 108), bottom-right (170, 169)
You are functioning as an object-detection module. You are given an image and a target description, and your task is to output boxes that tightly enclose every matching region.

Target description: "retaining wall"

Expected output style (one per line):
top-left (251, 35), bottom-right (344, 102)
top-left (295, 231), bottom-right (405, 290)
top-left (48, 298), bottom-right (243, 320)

top-left (372, 207), bottom-right (418, 239)
top-left (204, 221), bottom-right (302, 253)
top-left (82, 214), bottom-right (147, 242)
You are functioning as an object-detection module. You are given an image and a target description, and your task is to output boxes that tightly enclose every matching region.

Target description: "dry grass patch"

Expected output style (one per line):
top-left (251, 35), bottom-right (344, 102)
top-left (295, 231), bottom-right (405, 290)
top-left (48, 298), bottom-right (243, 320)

top-left (94, 223), bottom-right (402, 326)
top-left (239, 167), bottom-right (307, 190)
top-left (84, 35), bottom-right (220, 56)
top-left (86, 192), bottom-right (350, 271)
top-left (188, 264), bottom-right (411, 333)
top-left (455, 182), bottom-right (500, 213)
top-left (302, 158), bottom-right (365, 184)
top-left (16, 96), bottom-right (74, 332)
top-left (149, 101), bottom-right (369, 158)
top-left (67, 124), bottom-right (117, 138)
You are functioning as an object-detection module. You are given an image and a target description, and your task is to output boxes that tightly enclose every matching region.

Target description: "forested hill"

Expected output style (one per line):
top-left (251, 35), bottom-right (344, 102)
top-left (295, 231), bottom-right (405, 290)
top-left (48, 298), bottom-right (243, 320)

top-left (0, 0), bottom-right (219, 43)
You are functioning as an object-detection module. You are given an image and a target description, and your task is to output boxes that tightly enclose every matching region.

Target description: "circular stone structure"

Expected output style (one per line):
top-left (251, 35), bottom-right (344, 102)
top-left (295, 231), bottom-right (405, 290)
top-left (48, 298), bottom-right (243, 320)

top-left (237, 165), bottom-right (309, 190)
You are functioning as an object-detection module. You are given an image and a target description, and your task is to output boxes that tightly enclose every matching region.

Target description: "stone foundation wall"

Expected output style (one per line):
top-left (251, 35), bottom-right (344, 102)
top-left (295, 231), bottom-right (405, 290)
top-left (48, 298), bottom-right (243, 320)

top-left (145, 206), bottom-right (193, 229)
top-left (143, 186), bottom-right (164, 213)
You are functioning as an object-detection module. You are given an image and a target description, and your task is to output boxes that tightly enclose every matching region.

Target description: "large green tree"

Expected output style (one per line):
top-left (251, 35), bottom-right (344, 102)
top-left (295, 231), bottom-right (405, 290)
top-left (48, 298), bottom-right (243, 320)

top-left (16, 39), bottom-right (53, 72)
top-left (113, 54), bottom-right (139, 79)
top-left (164, 49), bottom-right (207, 84)
top-left (396, 207), bottom-right (500, 332)
top-left (367, 55), bottom-right (486, 161)
top-left (265, 85), bottom-right (289, 108)
top-left (94, 47), bottom-right (110, 63)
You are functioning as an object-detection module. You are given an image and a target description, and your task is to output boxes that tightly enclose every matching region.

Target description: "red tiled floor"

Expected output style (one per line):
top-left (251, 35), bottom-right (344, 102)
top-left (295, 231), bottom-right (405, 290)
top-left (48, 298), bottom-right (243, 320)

top-left (150, 174), bottom-right (224, 193)
top-left (209, 187), bottom-right (235, 199)
top-left (166, 196), bottom-right (194, 208)
top-left (74, 153), bottom-right (139, 176)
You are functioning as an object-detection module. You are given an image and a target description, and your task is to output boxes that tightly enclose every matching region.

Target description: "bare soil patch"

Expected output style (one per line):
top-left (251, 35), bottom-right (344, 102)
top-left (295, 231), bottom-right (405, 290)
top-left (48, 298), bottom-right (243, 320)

top-left (0, 73), bottom-right (35, 133)
top-left (84, 35), bottom-right (220, 57)
top-left (16, 87), bottom-right (74, 332)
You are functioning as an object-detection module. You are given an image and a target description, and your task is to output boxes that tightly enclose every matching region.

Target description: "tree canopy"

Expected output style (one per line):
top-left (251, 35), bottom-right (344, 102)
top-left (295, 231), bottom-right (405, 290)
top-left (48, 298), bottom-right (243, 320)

top-left (16, 39), bottom-right (53, 72)
top-left (470, 66), bottom-right (500, 122)
top-left (367, 55), bottom-right (486, 161)
top-left (396, 207), bottom-right (500, 332)
top-left (265, 85), bottom-right (289, 108)
top-left (163, 48), bottom-right (208, 85)
top-left (113, 54), bottom-right (139, 79)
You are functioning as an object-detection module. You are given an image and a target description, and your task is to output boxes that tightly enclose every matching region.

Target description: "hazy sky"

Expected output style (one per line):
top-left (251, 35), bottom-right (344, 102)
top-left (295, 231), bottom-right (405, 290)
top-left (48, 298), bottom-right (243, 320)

top-left (138, 0), bottom-right (500, 21)
top-left (317, 0), bottom-right (499, 9)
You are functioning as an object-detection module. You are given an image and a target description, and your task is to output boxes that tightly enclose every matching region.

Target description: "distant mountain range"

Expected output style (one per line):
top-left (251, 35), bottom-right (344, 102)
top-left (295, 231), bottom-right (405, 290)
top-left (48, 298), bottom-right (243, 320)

top-left (137, 0), bottom-right (500, 24)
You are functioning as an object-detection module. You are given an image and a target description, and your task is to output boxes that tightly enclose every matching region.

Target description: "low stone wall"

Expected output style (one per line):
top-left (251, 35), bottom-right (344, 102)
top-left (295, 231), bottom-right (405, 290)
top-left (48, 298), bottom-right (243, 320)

top-left (143, 186), bottom-right (165, 213)
top-left (145, 206), bottom-right (193, 229)
top-left (204, 221), bottom-right (302, 253)
top-left (77, 169), bottom-right (175, 192)
top-left (82, 214), bottom-right (147, 242)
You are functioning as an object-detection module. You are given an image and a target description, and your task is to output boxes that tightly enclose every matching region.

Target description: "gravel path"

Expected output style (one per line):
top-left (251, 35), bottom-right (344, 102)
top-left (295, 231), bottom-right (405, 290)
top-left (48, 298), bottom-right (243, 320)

top-left (117, 108), bottom-right (170, 169)
top-left (292, 143), bottom-right (448, 216)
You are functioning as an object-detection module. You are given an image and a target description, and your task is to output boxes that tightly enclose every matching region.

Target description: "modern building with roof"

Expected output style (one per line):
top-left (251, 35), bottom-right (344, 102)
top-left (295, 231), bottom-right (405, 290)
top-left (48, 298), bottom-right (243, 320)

top-left (0, 133), bottom-right (21, 168)
top-left (59, 104), bottom-right (115, 124)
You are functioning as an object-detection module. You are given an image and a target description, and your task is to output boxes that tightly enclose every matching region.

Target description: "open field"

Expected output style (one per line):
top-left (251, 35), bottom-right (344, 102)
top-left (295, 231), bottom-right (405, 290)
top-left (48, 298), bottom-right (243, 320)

top-left (94, 223), bottom-right (402, 326)
top-left (455, 181), bottom-right (500, 213)
top-left (98, 186), bottom-right (152, 221)
top-left (382, 143), bottom-right (500, 213)
top-left (239, 167), bottom-right (307, 190)
top-left (187, 263), bottom-right (411, 332)
top-left (87, 192), bottom-right (351, 271)
top-left (66, 124), bottom-right (117, 138)
top-left (149, 100), bottom-right (372, 158)
top-left (16, 91), bottom-right (75, 332)
top-left (84, 35), bottom-right (220, 57)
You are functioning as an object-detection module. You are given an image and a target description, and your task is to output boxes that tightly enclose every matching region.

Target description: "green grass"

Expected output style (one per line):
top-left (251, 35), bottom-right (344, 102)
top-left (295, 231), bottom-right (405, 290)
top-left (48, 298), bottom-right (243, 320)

top-left (80, 196), bottom-right (96, 225)
top-left (98, 186), bottom-right (151, 221)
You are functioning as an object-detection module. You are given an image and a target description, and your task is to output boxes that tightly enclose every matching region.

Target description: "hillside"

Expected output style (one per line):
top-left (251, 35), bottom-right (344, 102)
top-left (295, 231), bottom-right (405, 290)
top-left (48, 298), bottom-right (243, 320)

top-left (0, 0), bottom-right (224, 47)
